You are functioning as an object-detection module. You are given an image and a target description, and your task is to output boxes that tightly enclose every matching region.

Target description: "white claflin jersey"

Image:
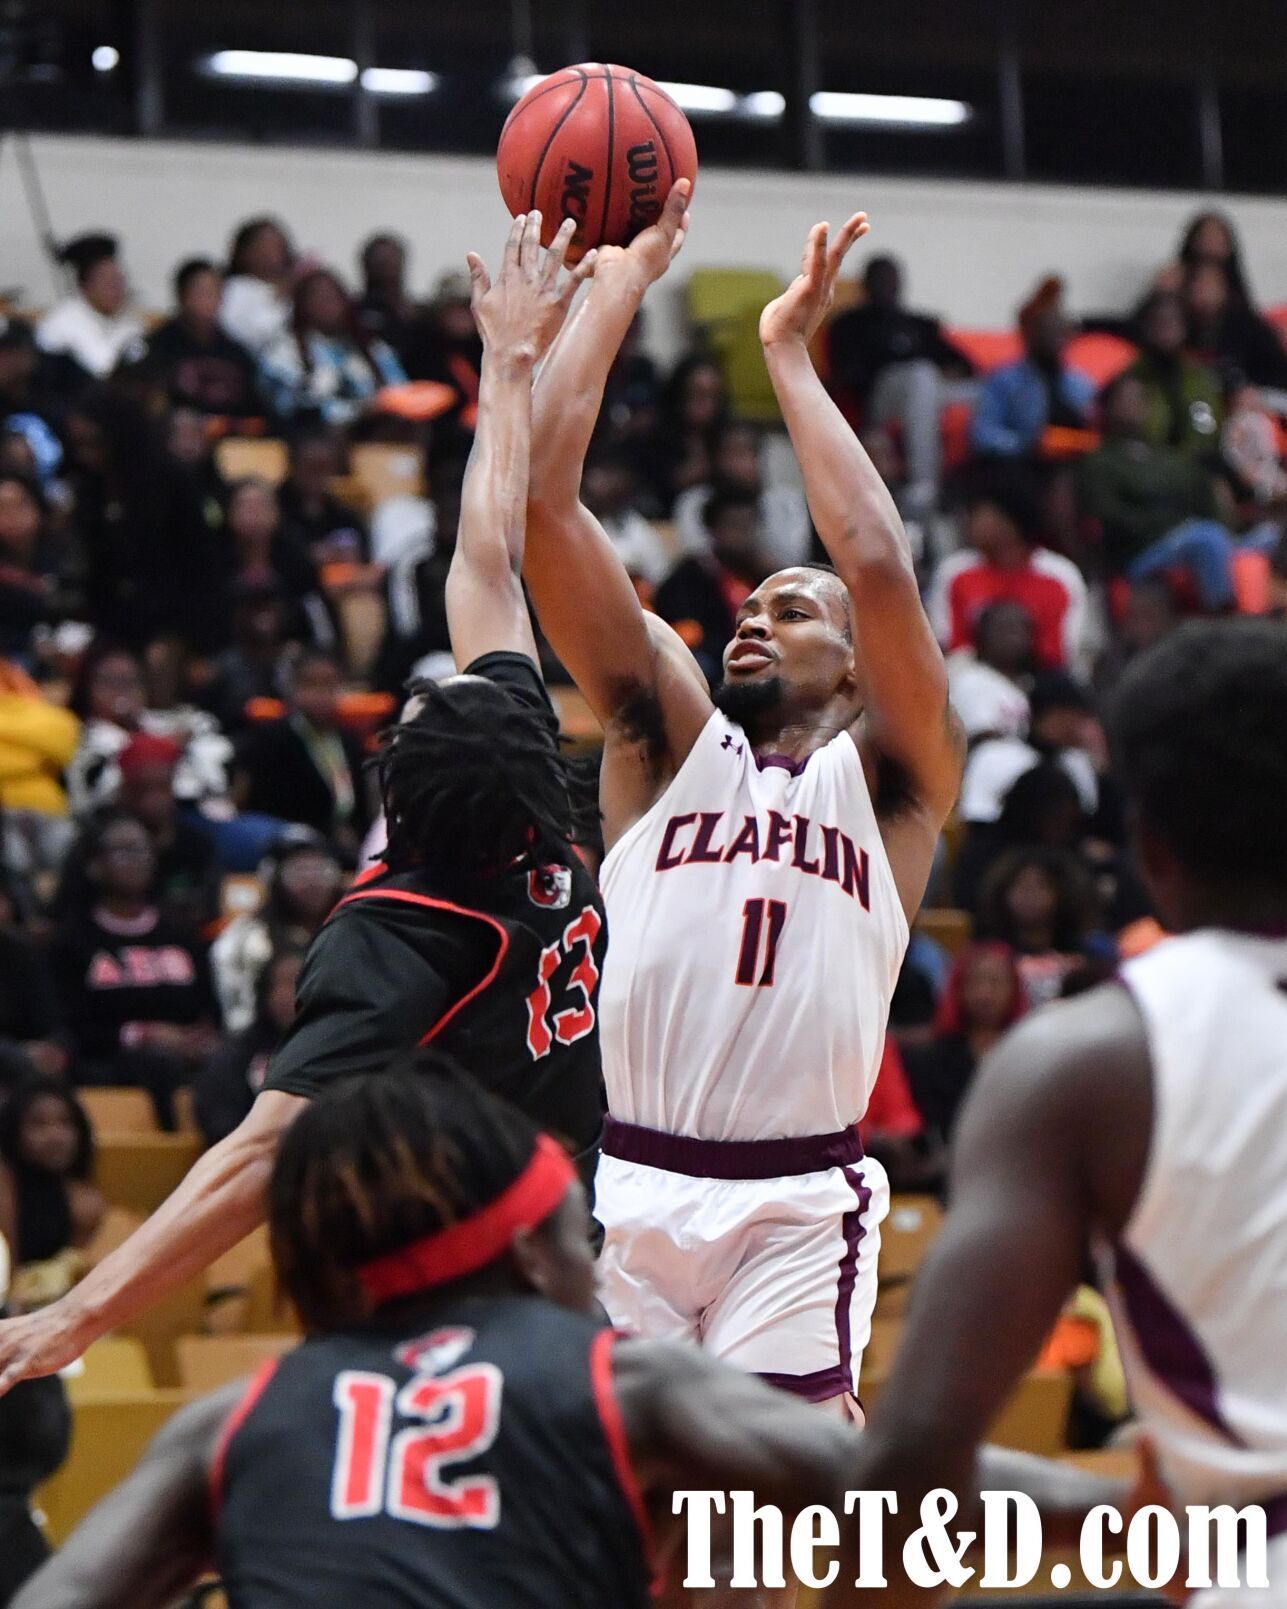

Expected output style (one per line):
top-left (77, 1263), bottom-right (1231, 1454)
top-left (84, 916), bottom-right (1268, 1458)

top-left (1111, 930), bottom-right (1287, 1510)
top-left (599, 710), bottom-right (908, 1141)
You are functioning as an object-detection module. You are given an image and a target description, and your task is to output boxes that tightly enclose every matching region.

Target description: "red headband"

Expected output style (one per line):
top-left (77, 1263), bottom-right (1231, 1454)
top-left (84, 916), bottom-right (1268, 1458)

top-left (357, 1134), bottom-right (576, 1305)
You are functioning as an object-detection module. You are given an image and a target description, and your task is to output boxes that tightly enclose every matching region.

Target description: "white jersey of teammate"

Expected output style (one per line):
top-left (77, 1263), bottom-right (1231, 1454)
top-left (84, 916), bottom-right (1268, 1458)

top-left (1114, 930), bottom-right (1287, 1537)
top-left (600, 707), bottom-right (908, 1141)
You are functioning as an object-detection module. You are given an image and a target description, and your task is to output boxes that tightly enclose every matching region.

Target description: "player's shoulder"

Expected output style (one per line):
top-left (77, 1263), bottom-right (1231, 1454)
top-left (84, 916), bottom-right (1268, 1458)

top-left (973, 981), bottom-right (1152, 1139)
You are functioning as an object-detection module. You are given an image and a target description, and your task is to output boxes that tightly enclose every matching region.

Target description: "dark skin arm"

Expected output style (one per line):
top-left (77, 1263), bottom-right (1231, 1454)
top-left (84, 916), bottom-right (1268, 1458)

top-left (843, 983), bottom-right (1153, 1606)
top-left (523, 182), bottom-right (713, 846)
top-left (11, 1384), bottom-right (237, 1609)
top-left (445, 211), bottom-right (595, 671)
top-left (760, 219), bottom-right (964, 916)
top-left (614, 1328), bottom-right (1152, 1602)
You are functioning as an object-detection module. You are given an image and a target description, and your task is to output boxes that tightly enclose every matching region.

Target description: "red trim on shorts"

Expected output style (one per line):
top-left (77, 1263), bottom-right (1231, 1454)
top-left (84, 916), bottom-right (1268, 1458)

top-left (332, 887), bottom-right (510, 1044)
top-left (589, 1329), bottom-right (663, 1598)
top-left (209, 1357), bottom-right (281, 1520)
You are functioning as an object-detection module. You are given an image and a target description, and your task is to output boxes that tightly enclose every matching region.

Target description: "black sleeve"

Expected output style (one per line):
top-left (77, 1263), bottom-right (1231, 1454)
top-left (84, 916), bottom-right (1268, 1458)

top-left (462, 650), bottom-right (557, 731)
top-left (261, 908), bottom-right (485, 1099)
top-left (193, 1039), bottom-right (256, 1147)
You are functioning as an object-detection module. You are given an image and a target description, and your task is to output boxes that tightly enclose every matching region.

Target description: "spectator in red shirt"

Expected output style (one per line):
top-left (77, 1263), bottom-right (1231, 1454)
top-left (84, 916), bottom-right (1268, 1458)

top-left (902, 942), bottom-right (1027, 1156)
top-left (929, 474), bottom-right (1089, 671)
top-left (859, 1036), bottom-right (934, 1193)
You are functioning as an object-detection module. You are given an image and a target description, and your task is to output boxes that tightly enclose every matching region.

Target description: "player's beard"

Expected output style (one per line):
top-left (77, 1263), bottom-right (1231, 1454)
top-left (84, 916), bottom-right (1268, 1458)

top-left (713, 674), bottom-right (785, 734)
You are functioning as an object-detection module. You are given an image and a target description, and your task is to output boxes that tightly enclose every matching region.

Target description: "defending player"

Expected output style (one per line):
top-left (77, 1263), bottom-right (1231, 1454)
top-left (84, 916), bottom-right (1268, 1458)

top-left (0, 214), bottom-right (602, 1392)
top-left (521, 184), bottom-right (963, 1409)
top-left (844, 618), bottom-right (1287, 1605)
top-left (15, 1065), bottom-right (1155, 1609)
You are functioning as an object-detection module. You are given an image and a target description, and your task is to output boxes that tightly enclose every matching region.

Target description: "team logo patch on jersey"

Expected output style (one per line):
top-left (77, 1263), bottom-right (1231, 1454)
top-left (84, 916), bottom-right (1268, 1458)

top-left (396, 1327), bottom-right (476, 1375)
top-left (527, 865), bottom-right (573, 910)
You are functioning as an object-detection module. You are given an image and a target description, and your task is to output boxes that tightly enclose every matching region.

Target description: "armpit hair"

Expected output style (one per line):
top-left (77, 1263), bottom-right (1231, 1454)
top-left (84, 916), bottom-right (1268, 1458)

top-left (607, 678), bottom-right (670, 766)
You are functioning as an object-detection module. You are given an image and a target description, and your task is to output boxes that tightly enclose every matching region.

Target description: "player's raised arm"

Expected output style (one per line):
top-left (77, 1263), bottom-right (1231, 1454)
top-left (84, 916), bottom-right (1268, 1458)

top-left (0, 1088), bottom-right (304, 1395)
top-left (446, 211), bottom-right (595, 671)
top-left (760, 218), bottom-right (963, 828)
top-left (523, 183), bottom-right (712, 754)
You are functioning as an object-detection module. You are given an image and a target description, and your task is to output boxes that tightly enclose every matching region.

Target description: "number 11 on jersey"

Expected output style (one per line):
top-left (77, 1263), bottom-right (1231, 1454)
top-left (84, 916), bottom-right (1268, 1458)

top-left (736, 898), bottom-right (787, 987)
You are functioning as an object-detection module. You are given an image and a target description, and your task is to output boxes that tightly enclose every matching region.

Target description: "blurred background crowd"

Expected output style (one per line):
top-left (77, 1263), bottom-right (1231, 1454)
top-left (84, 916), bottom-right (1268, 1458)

top-left (0, 196), bottom-right (1285, 1566)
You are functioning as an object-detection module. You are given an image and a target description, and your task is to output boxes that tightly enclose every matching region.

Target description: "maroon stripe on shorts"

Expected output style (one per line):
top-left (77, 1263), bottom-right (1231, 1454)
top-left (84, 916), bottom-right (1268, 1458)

top-left (834, 1166), bottom-right (871, 1395)
top-left (601, 1117), bottom-right (863, 1180)
top-left (759, 1365), bottom-right (853, 1403)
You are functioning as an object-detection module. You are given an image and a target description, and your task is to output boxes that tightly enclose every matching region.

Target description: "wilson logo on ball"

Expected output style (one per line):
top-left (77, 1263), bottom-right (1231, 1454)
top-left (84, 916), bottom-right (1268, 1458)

top-left (626, 140), bottom-right (661, 231)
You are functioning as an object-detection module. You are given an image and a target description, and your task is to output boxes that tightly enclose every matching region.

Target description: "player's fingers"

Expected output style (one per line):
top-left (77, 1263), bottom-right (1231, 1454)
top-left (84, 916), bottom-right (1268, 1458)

top-left (660, 179), bottom-right (691, 239)
top-left (669, 210), bottom-right (691, 262)
top-left (804, 222), bottom-right (829, 282)
top-left (521, 209), bottom-right (544, 273)
top-left (827, 212), bottom-right (869, 277)
top-left (567, 247), bottom-right (598, 291)
top-left (544, 217), bottom-right (578, 284)
top-left (503, 211), bottom-right (527, 273)
top-left (465, 252), bottom-right (491, 305)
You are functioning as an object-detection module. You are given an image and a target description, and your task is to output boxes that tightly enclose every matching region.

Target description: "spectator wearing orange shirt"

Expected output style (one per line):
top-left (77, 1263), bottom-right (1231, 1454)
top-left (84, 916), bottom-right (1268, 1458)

top-left (929, 475), bottom-right (1089, 671)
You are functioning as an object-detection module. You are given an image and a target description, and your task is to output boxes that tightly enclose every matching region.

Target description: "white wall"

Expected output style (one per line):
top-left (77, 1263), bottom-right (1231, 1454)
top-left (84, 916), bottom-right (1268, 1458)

top-left (6, 133), bottom-right (1287, 360)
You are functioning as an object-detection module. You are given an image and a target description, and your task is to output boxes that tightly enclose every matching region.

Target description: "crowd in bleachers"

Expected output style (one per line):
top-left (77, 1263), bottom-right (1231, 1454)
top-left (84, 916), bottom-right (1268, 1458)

top-left (0, 203), bottom-right (1286, 1498)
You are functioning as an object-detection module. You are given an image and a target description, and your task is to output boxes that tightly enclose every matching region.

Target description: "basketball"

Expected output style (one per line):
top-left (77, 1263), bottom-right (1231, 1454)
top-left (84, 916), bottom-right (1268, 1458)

top-left (496, 64), bottom-right (698, 260)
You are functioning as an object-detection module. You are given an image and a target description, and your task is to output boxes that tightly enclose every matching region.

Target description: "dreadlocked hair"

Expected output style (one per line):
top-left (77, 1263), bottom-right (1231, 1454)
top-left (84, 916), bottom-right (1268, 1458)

top-left (270, 1054), bottom-right (541, 1332)
top-left (377, 676), bottom-right (577, 879)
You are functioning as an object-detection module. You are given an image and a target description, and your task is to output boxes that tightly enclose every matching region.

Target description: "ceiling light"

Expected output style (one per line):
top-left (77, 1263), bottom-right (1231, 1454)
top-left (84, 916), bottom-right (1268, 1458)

top-left (809, 91), bottom-right (971, 127)
top-left (206, 51), bottom-right (358, 86)
top-left (655, 80), bottom-right (737, 115)
top-left (92, 45), bottom-right (119, 73)
top-left (742, 90), bottom-right (786, 119)
top-left (360, 67), bottom-right (438, 96)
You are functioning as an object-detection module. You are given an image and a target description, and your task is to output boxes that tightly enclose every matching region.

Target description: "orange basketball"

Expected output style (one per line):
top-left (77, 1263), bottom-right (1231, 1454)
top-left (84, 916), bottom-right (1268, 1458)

top-left (497, 64), bottom-right (698, 260)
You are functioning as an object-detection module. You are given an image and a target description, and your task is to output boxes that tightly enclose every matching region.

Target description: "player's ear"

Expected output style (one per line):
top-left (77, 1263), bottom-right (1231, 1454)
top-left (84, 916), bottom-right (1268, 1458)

top-left (508, 1227), bottom-right (556, 1298)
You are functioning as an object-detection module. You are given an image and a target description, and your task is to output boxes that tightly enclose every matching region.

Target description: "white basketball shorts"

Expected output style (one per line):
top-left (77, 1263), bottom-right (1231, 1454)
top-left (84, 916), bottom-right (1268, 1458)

top-left (594, 1117), bottom-right (889, 1402)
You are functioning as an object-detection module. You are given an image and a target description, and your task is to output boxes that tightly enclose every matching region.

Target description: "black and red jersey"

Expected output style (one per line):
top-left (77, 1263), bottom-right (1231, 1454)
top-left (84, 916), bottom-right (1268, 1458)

top-left (263, 654), bottom-right (606, 1180)
top-left (213, 1296), bottom-right (653, 1609)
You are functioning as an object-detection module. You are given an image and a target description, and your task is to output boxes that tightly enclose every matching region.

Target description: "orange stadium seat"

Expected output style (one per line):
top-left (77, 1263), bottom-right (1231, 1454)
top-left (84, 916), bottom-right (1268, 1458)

top-left (116, 1275), bottom-right (209, 1387)
top-left (63, 1337), bottom-right (153, 1401)
top-left (79, 1087), bottom-right (157, 1135)
top-left (215, 436), bottom-right (288, 485)
top-left (915, 908), bottom-right (972, 955)
top-left (874, 1194), bottom-right (944, 1316)
top-left (93, 1133), bottom-right (202, 1218)
top-left (349, 442), bottom-right (425, 504)
top-left (177, 1333), bottom-right (296, 1393)
top-left (861, 1367), bottom-right (1071, 1456)
top-left (35, 1391), bottom-right (192, 1544)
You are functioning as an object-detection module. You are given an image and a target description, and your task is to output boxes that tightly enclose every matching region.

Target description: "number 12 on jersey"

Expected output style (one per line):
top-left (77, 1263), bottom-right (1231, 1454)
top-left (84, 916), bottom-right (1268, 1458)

top-left (736, 898), bottom-right (787, 987)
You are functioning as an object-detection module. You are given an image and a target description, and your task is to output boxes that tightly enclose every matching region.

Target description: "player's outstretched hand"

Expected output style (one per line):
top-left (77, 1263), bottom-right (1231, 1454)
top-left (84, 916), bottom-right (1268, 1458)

top-left (0, 1298), bottom-right (91, 1397)
top-left (594, 179), bottom-right (691, 295)
top-left (466, 211), bottom-right (597, 370)
top-left (759, 212), bottom-right (870, 350)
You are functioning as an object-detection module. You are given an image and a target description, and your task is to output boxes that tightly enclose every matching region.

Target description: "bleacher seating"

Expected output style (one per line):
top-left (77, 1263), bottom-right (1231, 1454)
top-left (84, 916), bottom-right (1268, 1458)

top-left (177, 1333), bottom-right (296, 1393)
top-left (34, 1391), bottom-right (192, 1545)
top-left (94, 1134), bottom-right (203, 1219)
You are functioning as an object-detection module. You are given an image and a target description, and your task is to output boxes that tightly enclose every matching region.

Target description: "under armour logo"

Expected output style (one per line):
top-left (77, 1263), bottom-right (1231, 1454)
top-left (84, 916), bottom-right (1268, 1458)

top-left (721, 734), bottom-right (744, 757)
